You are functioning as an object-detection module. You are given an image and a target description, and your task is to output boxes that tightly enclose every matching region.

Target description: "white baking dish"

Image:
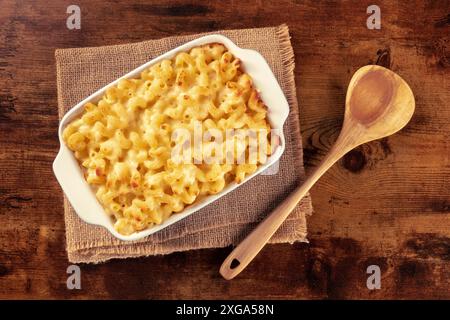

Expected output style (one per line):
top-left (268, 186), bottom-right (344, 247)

top-left (53, 34), bottom-right (290, 241)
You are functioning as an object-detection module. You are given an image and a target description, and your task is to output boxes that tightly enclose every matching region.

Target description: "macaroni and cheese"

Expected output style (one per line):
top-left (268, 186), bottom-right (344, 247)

top-left (63, 43), bottom-right (273, 235)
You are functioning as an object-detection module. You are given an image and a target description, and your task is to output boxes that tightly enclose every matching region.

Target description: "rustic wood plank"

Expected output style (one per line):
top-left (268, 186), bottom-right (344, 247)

top-left (0, 0), bottom-right (449, 299)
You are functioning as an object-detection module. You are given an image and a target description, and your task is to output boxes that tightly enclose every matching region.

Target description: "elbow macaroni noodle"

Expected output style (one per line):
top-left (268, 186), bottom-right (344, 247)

top-left (63, 44), bottom-right (277, 235)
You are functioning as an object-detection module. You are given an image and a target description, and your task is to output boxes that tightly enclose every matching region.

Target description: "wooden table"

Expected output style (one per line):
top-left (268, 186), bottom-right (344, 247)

top-left (0, 0), bottom-right (448, 299)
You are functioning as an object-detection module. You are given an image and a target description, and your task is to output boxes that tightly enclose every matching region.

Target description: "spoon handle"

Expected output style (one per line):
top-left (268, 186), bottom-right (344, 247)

top-left (219, 141), bottom-right (347, 280)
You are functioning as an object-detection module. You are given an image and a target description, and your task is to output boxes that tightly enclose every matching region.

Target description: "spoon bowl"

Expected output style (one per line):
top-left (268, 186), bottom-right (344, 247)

top-left (220, 65), bottom-right (415, 280)
top-left (341, 65), bottom-right (415, 149)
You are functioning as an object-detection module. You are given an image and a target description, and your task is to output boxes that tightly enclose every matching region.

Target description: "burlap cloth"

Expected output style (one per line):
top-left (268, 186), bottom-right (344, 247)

top-left (55, 24), bottom-right (313, 263)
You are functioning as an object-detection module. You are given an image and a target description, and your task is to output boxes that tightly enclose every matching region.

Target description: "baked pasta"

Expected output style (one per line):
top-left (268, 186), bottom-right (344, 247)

top-left (63, 43), bottom-right (274, 235)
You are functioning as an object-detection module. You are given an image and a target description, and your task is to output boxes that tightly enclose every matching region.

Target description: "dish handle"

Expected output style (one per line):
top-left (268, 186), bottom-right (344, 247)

top-left (52, 146), bottom-right (107, 226)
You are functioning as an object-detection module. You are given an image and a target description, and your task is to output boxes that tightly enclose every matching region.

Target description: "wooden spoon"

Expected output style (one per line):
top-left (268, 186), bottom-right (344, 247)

top-left (220, 65), bottom-right (415, 280)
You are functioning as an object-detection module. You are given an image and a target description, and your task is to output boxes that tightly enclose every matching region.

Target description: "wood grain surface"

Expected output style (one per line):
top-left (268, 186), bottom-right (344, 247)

top-left (0, 0), bottom-right (449, 299)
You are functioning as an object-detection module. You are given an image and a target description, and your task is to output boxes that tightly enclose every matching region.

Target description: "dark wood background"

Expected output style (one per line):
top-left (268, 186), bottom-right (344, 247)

top-left (0, 0), bottom-right (449, 299)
